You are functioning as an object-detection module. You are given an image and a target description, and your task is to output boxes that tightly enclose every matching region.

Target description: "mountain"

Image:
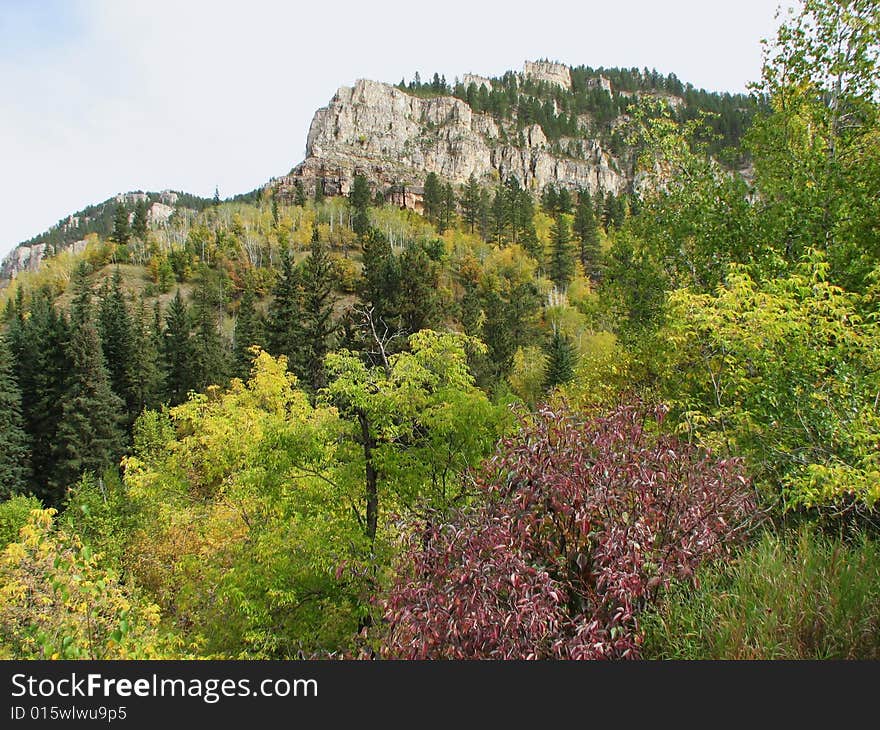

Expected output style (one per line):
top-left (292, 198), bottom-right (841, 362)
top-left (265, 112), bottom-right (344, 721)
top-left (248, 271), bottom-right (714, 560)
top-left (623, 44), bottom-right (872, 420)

top-left (0, 190), bottom-right (214, 281)
top-left (1, 59), bottom-right (756, 281)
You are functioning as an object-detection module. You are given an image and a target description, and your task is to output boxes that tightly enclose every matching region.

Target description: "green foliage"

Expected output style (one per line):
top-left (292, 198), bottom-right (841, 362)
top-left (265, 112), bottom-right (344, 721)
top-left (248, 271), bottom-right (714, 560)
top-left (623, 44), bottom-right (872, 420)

top-left (0, 495), bottom-right (42, 547)
top-left (542, 328), bottom-right (578, 392)
top-left (0, 508), bottom-right (176, 659)
top-left (548, 213), bottom-right (575, 290)
top-left (0, 335), bottom-right (31, 497)
top-left (162, 289), bottom-right (193, 405)
top-left (661, 253), bottom-right (880, 513)
top-left (642, 526), bottom-right (880, 659)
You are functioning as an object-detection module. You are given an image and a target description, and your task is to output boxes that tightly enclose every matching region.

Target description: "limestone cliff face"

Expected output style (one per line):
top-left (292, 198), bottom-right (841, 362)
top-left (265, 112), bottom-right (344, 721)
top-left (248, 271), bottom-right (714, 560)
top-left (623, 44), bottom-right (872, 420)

top-left (277, 73), bottom-right (628, 203)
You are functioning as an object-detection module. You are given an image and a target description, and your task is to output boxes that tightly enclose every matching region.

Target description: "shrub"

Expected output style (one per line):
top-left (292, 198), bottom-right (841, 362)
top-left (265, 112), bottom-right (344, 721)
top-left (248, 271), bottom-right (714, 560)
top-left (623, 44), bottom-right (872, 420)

top-left (0, 495), bottom-right (43, 547)
top-left (641, 526), bottom-right (880, 659)
top-left (382, 403), bottom-right (755, 659)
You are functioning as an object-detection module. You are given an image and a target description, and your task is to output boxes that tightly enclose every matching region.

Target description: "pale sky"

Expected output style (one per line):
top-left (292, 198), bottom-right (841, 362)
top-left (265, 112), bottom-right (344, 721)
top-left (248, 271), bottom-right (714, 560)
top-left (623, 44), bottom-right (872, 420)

top-left (0, 0), bottom-right (794, 259)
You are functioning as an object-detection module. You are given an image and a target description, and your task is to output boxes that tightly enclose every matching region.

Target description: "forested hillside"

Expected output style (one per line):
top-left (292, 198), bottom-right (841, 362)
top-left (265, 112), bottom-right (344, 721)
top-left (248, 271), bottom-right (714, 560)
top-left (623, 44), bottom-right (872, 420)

top-left (1, 0), bottom-right (879, 660)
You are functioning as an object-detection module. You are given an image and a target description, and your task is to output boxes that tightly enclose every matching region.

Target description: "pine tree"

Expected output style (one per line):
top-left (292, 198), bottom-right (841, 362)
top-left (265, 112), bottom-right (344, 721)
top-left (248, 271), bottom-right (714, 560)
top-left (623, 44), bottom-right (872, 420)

top-left (350, 174), bottom-right (372, 239)
top-left (266, 248), bottom-right (305, 376)
top-left (314, 179), bottom-right (325, 204)
top-left (398, 243), bottom-right (440, 334)
top-left (360, 228), bottom-right (399, 329)
top-left (461, 174), bottom-right (481, 233)
top-left (423, 172), bottom-right (442, 224)
top-left (53, 272), bottom-right (125, 501)
top-left (213, 186), bottom-right (221, 207)
top-left (556, 188), bottom-right (573, 215)
top-left (190, 268), bottom-right (230, 393)
top-left (542, 328), bottom-right (578, 391)
top-left (294, 180), bottom-right (307, 207)
top-left (128, 296), bottom-right (164, 414)
top-left (574, 191), bottom-right (602, 281)
top-left (0, 334), bottom-right (31, 497)
top-left (132, 199), bottom-right (149, 239)
top-left (162, 289), bottom-right (193, 405)
top-left (111, 203), bottom-right (130, 245)
top-left (440, 183), bottom-right (456, 234)
top-left (491, 185), bottom-right (508, 243)
top-left (300, 226), bottom-right (338, 390)
top-left (549, 214), bottom-right (576, 290)
top-left (98, 267), bottom-right (135, 419)
top-left (233, 278), bottom-right (265, 380)
top-left (7, 288), bottom-right (69, 504)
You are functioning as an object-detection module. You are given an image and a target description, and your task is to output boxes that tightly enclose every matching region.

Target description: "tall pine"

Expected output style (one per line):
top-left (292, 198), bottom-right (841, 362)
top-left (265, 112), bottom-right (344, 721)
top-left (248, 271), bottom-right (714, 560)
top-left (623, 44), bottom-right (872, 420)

top-left (543, 328), bottom-right (578, 391)
top-left (0, 334), bottom-right (31, 497)
top-left (128, 295), bottom-right (165, 414)
top-left (267, 248), bottom-right (306, 376)
top-left (233, 278), bottom-right (265, 380)
top-left (53, 263), bottom-right (125, 499)
top-left (98, 267), bottom-right (135, 420)
top-left (190, 267), bottom-right (230, 392)
top-left (163, 289), bottom-right (193, 405)
top-left (300, 226), bottom-right (338, 390)
top-left (549, 214), bottom-right (576, 290)
top-left (573, 191), bottom-right (602, 281)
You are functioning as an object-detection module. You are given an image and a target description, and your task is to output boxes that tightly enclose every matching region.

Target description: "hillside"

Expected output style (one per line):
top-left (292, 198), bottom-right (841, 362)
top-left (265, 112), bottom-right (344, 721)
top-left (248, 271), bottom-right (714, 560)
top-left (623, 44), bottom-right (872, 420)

top-left (2, 60), bottom-right (756, 283)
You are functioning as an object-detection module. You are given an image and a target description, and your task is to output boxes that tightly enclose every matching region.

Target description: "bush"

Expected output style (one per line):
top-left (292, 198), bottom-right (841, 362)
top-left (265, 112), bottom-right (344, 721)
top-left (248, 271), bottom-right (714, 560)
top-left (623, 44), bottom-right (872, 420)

top-left (641, 526), bottom-right (880, 659)
top-left (0, 495), bottom-right (42, 547)
top-left (382, 403), bottom-right (755, 659)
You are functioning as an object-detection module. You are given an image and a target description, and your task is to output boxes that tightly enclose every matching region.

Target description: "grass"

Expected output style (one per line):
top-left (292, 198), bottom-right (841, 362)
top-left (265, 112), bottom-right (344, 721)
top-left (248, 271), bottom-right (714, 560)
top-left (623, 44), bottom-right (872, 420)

top-left (641, 525), bottom-right (880, 659)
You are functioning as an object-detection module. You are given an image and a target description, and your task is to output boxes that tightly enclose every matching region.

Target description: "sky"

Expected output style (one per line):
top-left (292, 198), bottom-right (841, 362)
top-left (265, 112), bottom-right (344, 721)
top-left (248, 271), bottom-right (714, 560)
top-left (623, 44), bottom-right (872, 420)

top-left (0, 0), bottom-right (795, 259)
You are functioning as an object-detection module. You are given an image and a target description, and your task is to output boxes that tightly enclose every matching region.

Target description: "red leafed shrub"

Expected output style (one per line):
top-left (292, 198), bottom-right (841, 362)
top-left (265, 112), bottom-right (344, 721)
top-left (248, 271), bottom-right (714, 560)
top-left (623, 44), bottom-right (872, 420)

top-left (382, 403), bottom-right (756, 659)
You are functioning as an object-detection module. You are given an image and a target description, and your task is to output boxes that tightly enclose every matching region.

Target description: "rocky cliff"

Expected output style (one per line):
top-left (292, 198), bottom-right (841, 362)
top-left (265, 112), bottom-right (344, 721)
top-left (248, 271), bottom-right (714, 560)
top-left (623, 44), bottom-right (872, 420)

top-left (275, 61), bottom-right (629, 204)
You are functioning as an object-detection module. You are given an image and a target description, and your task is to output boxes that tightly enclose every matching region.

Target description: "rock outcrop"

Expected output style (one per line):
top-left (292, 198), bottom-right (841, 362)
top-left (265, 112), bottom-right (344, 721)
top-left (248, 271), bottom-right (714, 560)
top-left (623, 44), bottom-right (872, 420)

top-left (523, 61), bottom-right (572, 90)
top-left (276, 70), bottom-right (627, 206)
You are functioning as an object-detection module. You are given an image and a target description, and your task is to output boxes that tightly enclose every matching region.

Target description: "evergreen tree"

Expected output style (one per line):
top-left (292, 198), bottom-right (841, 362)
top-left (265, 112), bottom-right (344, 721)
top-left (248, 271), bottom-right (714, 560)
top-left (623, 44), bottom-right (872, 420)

top-left (301, 226), bottom-right (338, 390)
top-left (7, 288), bottom-right (69, 504)
top-left (128, 296), bottom-right (164, 414)
top-left (314, 179), bottom-right (325, 204)
top-left (0, 334), bottom-right (31, 498)
top-left (232, 278), bottom-right (265, 380)
top-left (478, 188), bottom-right (492, 241)
top-left (556, 188), bottom-right (573, 215)
top-left (53, 272), bottom-right (125, 500)
top-left (98, 268), bottom-right (135, 419)
top-left (542, 328), bottom-right (578, 391)
top-left (162, 289), bottom-right (193, 405)
top-left (398, 243), bottom-right (440, 334)
top-left (440, 183), bottom-right (456, 234)
top-left (360, 228), bottom-right (400, 329)
top-left (549, 214), bottom-right (576, 290)
top-left (213, 186), bottom-right (221, 207)
top-left (111, 204), bottom-right (130, 245)
top-left (573, 191), bottom-right (602, 281)
top-left (350, 174), bottom-right (372, 239)
top-left (423, 172), bottom-right (442, 224)
top-left (542, 185), bottom-right (559, 213)
top-left (266, 248), bottom-right (305, 376)
top-left (461, 174), bottom-right (482, 233)
top-left (491, 185), bottom-right (508, 243)
top-left (294, 180), bottom-right (307, 207)
top-left (132, 199), bottom-right (149, 239)
top-left (190, 268), bottom-right (230, 392)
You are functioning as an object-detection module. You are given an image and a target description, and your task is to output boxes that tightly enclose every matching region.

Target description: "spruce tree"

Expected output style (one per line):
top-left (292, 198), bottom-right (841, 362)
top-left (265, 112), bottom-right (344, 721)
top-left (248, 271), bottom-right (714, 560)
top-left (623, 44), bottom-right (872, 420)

top-left (266, 248), bottom-right (306, 376)
top-left (301, 226), bottom-right (338, 390)
top-left (111, 203), bottom-right (130, 244)
top-left (398, 243), bottom-right (440, 334)
top-left (360, 228), bottom-right (400, 330)
top-left (491, 185), bottom-right (508, 243)
top-left (314, 179), bottom-right (325, 204)
top-left (542, 328), bottom-right (578, 391)
top-left (233, 278), bottom-right (265, 380)
top-left (190, 268), bottom-right (230, 393)
top-left (162, 289), bottom-right (193, 405)
top-left (294, 180), bottom-right (307, 207)
top-left (128, 296), bottom-right (164, 414)
top-left (132, 199), bottom-right (149, 239)
top-left (98, 267), bottom-right (135, 419)
top-left (461, 174), bottom-right (481, 233)
top-left (423, 172), bottom-right (442, 224)
top-left (0, 334), bottom-right (31, 498)
top-left (7, 288), bottom-right (69, 504)
top-left (574, 191), bottom-right (602, 281)
top-left (549, 214), bottom-right (576, 290)
top-left (53, 271), bottom-right (125, 501)
top-left (350, 174), bottom-right (372, 239)
top-left (440, 183), bottom-right (456, 234)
